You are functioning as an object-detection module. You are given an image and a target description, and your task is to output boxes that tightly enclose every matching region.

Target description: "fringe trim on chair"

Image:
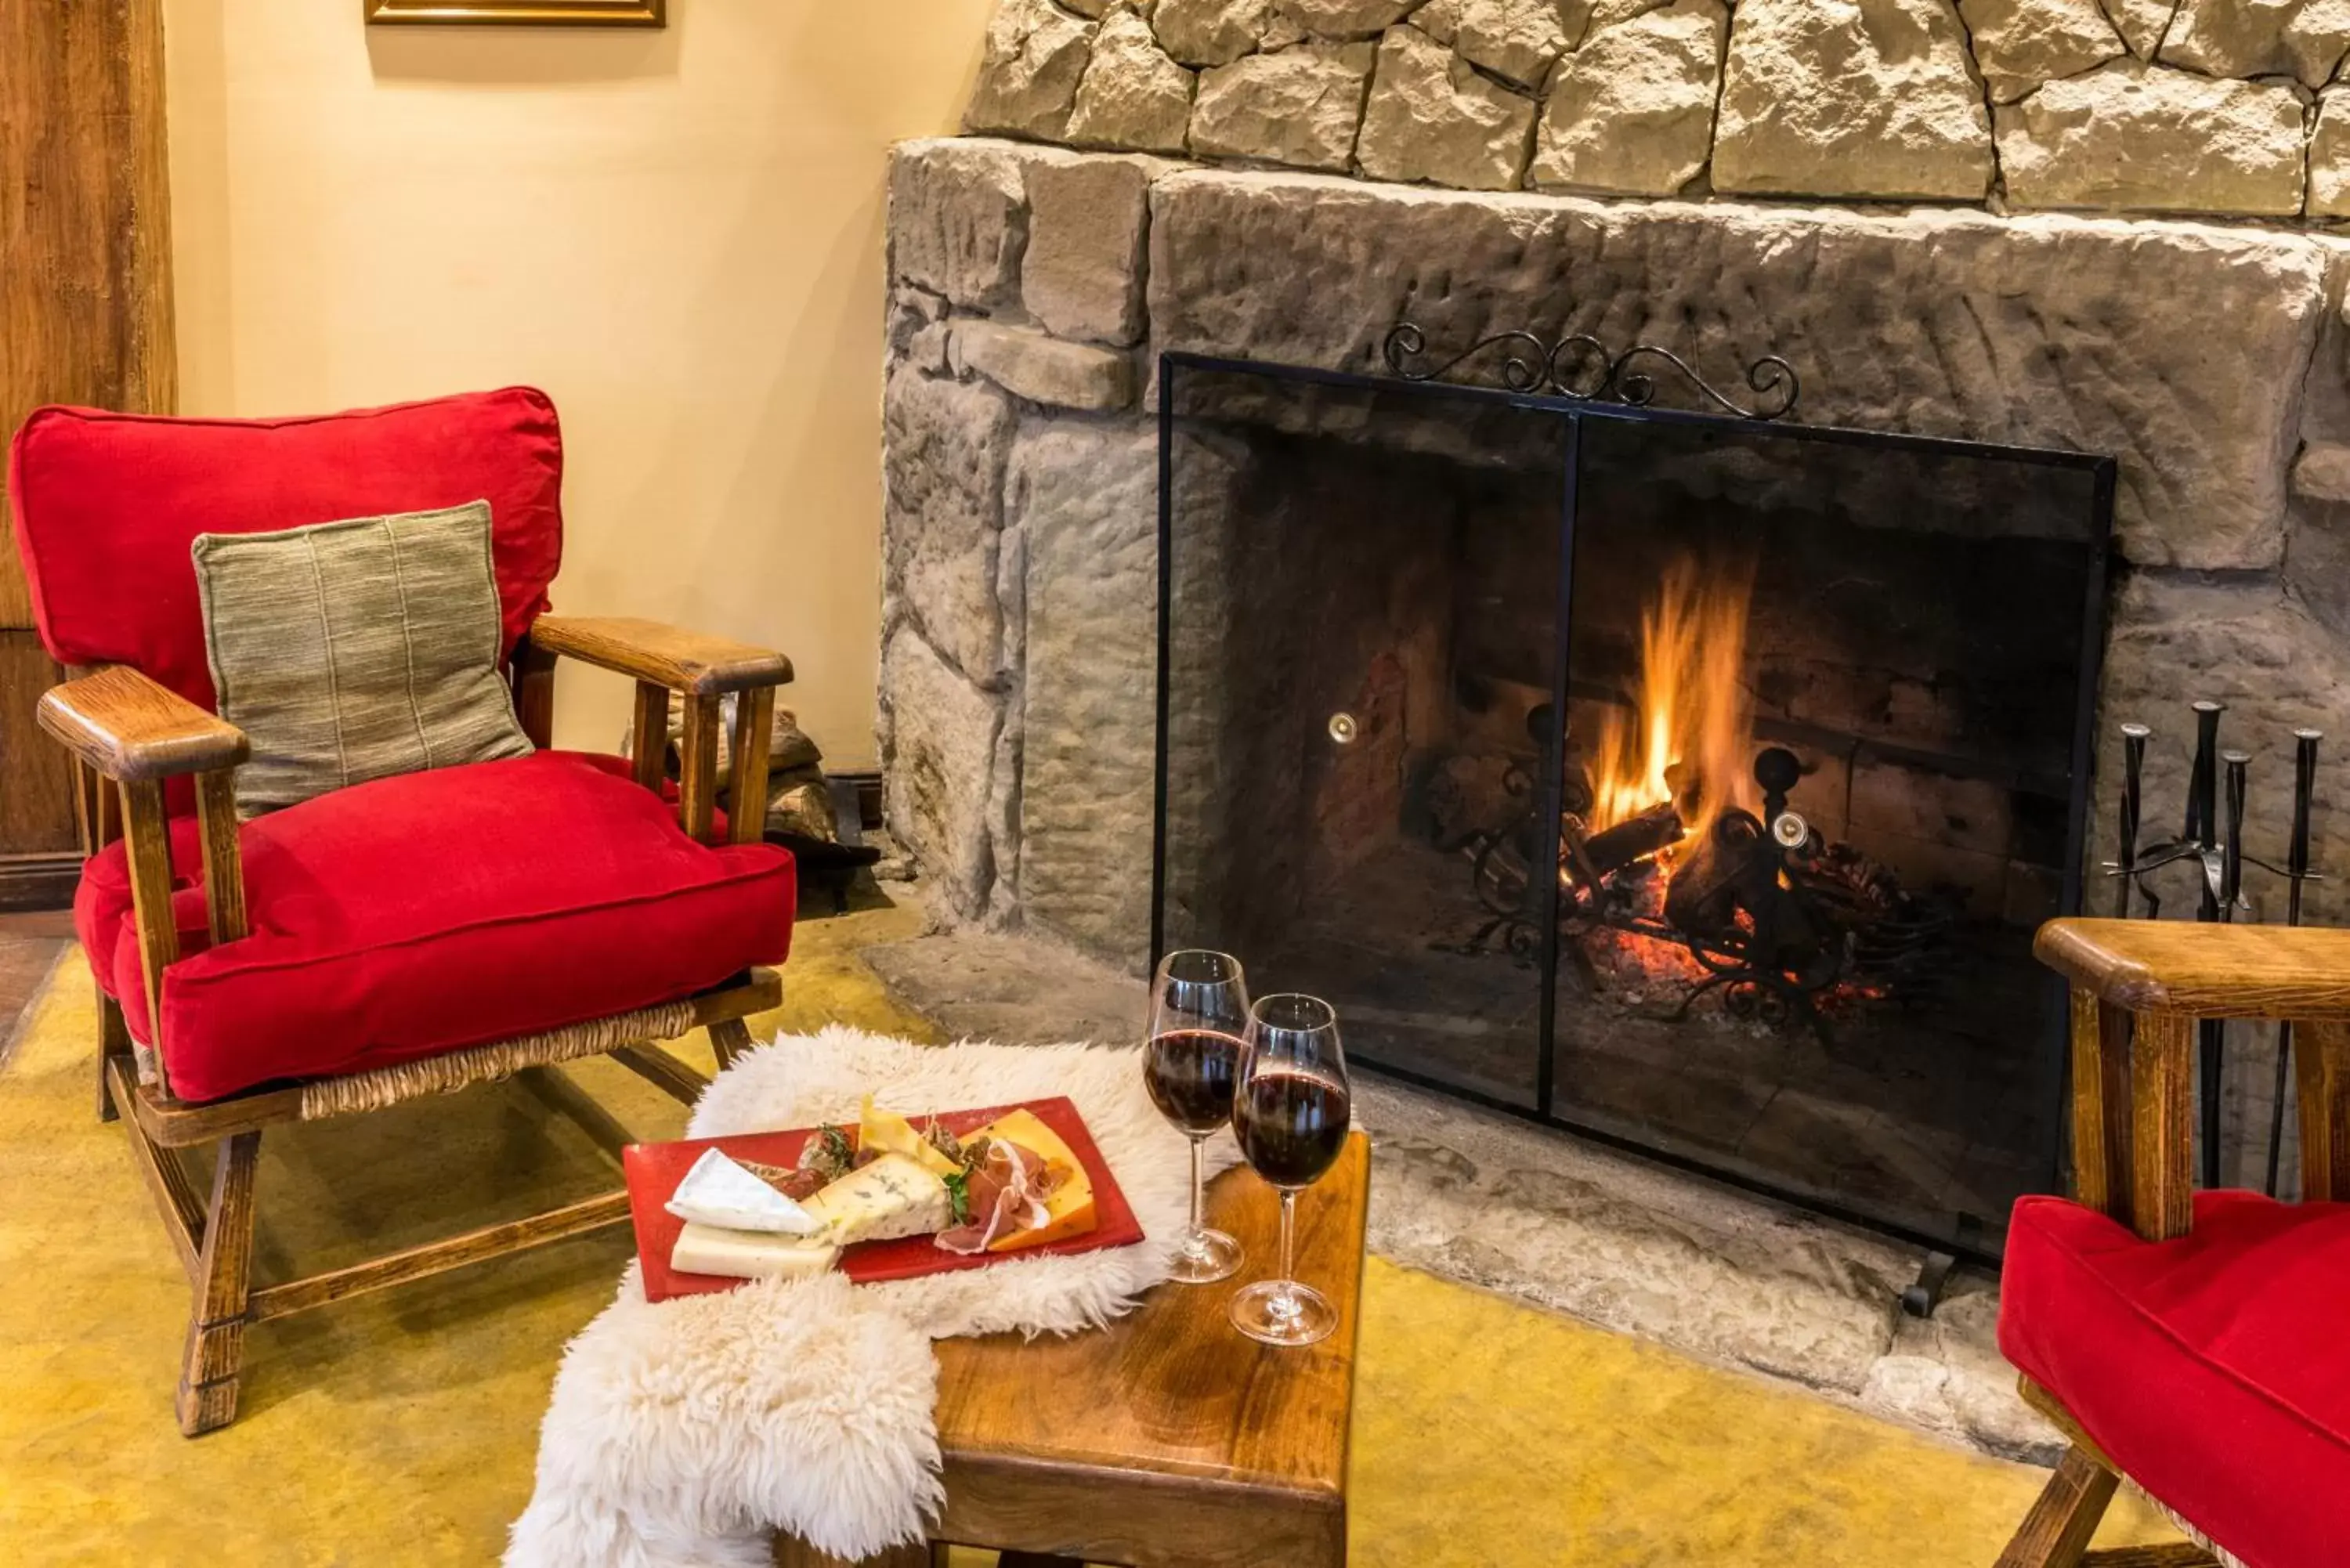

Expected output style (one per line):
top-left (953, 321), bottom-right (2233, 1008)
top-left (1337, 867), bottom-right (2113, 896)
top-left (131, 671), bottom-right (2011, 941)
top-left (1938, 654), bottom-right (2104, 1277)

top-left (2135, 1485), bottom-right (2248, 1568)
top-left (297, 999), bottom-right (707, 1121)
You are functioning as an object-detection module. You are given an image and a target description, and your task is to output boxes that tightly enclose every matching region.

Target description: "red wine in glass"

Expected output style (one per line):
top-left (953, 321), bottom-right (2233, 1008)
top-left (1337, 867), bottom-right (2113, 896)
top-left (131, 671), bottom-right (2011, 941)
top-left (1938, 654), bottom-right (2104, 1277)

top-left (1147, 951), bottom-right (1250, 1284)
top-left (1230, 992), bottom-right (1351, 1348)
top-left (1145, 1028), bottom-right (1244, 1135)
top-left (1233, 1067), bottom-right (1350, 1189)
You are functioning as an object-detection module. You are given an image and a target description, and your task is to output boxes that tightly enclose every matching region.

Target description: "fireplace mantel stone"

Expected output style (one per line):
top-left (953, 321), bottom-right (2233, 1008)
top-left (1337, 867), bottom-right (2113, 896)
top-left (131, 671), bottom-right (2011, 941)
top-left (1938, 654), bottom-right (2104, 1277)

top-left (961, 0), bottom-right (2350, 223)
top-left (880, 135), bottom-right (2350, 963)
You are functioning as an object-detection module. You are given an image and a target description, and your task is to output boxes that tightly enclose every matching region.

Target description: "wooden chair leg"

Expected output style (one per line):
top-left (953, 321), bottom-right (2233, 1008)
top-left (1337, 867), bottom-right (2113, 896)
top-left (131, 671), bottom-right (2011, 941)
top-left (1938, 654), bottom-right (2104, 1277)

top-left (96, 989), bottom-right (132, 1123)
top-left (176, 1130), bottom-right (261, 1436)
top-left (710, 1016), bottom-right (754, 1075)
top-left (1997, 1446), bottom-right (2121, 1568)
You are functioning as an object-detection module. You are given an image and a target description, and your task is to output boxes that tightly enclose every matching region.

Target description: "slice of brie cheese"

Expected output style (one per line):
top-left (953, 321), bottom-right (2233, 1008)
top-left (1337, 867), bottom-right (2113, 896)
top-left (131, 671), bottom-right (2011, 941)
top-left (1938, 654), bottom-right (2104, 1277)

top-left (665, 1147), bottom-right (822, 1235)
top-left (801, 1151), bottom-right (953, 1245)
top-left (671, 1223), bottom-right (839, 1281)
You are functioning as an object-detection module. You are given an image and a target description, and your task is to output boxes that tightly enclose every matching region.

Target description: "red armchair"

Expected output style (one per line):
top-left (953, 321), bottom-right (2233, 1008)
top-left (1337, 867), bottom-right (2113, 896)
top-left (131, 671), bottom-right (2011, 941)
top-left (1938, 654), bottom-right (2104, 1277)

top-left (1994, 918), bottom-right (2350, 1568)
top-left (8, 388), bottom-right (797, 1435)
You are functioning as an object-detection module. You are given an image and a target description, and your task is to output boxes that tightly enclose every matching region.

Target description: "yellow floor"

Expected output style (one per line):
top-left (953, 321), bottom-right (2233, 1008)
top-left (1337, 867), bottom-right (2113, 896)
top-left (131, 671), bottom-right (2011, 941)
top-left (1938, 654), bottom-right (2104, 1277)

top-left (0, 901), bottom-right (2178, 1565)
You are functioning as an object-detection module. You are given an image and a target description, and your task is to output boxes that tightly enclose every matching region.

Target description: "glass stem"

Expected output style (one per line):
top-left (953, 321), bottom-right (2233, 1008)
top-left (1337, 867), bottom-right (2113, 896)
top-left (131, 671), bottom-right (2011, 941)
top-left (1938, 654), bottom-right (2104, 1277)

top-left (1188, 1135), bottom-right (1207, 1241)
top-left (1276, 1189), bottom-right (1299, 1311)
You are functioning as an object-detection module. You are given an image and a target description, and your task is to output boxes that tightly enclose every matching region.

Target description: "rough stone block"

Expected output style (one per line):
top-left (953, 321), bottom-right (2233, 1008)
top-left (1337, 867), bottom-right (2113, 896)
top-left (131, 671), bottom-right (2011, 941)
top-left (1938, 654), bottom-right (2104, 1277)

top-left (1531, 0), bottom-right (1725, 196)
top-left (887, 284), bottom-right (949, 370)
top-left (1023, 155), bottom-right (1155, 345)
top-left (879, 623), bottom-right (1007, 921)
top-left (951, 320), bottom-right (1139, 410)
top-left (2294, 439), bottom-right (2350, 504)
top-left (1011, 421), bottom-right (1163, 966)
top-left (966, 0), bottom-right (1097, 141)
top-left (2313, 88), bottom-right (2350, 219)
top-left (1956, 0), bottom-right (2124, 103)
top-left (1712, 0), bottom-right (1995, 202)
top-left (2161, 0), bottom-right (2350, 87)
top-left (1357, 24), bottom-right (1538, 193)
top-left (889, 139), bottom-right (1029, 309)
top-left (1146, 168), bottom-right (2330, 569)
top-left (1438, 0), bottom-right (1584, 89)
top-left (1279, 0), bottom-right (1429, 33)
top-left (1070, 8), bottom-right (1196, 154)
top-left (883, 370), bottom-right (1020, 681)
top-left (1190, 42), bottom-right (1377, 172)
top-left (1994, 59), bottom-right (2307, 217)
top-left (1154, 0), bottom-right (1274, 66)
top-left (2105, 0), bottom-right (2174, 54)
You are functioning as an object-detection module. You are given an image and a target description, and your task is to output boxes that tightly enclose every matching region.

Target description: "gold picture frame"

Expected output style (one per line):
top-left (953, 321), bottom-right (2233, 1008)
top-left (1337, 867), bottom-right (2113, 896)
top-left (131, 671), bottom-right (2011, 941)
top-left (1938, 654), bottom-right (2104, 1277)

top-left (365, 0), bottom-right (666, 24)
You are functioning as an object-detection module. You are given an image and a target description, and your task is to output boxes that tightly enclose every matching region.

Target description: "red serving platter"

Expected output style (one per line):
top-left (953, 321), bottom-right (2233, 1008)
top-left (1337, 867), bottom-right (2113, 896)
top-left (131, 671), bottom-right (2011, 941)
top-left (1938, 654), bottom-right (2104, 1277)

top-left (624, 1097), bottom-right (1143, 1303)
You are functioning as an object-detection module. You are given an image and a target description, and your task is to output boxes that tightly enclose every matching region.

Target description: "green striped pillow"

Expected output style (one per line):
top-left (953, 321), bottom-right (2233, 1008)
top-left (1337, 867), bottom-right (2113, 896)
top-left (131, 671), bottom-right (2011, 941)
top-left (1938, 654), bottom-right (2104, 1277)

top-left (193, 500), bottom-right (535, 818)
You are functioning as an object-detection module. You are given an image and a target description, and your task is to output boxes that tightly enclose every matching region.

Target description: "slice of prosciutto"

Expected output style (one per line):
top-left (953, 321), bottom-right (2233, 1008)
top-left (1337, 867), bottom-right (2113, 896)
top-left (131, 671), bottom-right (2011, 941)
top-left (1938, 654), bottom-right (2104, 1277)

top-left (935, 1140), bottom-right (1070, 1255)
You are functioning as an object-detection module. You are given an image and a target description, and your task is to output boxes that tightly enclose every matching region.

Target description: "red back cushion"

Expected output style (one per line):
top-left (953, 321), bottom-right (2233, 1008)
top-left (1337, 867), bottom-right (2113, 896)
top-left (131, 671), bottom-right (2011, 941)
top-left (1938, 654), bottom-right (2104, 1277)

top-left (7, 388), bottom-right (564, 710)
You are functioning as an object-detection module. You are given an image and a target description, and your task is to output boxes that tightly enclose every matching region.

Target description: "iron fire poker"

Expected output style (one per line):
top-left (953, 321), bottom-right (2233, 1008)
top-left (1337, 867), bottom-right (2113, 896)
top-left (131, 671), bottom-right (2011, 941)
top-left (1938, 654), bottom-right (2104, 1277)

top-left (2106, 707), bottom-right (2324, 1193)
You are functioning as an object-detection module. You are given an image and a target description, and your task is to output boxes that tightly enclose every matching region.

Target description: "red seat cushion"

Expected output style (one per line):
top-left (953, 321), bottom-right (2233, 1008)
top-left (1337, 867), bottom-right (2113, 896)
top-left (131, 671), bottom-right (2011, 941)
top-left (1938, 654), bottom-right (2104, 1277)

top-left (2000, 1190), bottom-right (2350, 1567)
top-left (75, 751), bottom-right (793, 1104)
top-left (8, 388), bottom-right (562, 712)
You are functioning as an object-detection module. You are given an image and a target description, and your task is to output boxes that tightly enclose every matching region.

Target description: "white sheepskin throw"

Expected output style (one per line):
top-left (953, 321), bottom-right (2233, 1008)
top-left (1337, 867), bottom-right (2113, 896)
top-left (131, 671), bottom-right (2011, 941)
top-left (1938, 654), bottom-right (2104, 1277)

top-left (507, 1025), bottom-right (1239, 1568)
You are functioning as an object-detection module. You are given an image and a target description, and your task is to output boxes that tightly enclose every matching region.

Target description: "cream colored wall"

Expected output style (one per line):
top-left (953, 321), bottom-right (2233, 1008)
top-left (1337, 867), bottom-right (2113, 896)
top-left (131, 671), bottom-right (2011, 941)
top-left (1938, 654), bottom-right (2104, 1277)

top-left (162, 0), bottom-right (997, 767)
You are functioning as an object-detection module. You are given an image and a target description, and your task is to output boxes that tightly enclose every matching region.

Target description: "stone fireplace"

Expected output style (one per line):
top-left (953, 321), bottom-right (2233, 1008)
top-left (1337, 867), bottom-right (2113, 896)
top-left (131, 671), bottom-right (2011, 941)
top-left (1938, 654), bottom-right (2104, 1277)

top-left (1144, 355), bottom-right (2111, 1246)
top-left (880, 0), bottom-right (2350, 1245)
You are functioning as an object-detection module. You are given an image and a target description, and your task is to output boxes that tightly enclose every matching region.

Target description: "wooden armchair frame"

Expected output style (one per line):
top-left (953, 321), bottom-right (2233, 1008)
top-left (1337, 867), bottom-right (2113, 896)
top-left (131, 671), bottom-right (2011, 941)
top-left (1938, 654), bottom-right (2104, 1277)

top-left (40, 614), bottom-right (794, 1436)
top-left (1994, 917), bottom-right (2350, 1568)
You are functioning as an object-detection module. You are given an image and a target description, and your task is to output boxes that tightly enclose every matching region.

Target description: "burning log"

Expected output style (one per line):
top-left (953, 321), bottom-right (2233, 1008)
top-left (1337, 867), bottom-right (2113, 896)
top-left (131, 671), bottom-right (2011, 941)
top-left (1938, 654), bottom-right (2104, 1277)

top-left (1661, 811), bottom-right (1760, 940)
top-left (1665, 809), bottom-right (1834, 978)
top-left (1579, 801), bottom-right (1685, 877)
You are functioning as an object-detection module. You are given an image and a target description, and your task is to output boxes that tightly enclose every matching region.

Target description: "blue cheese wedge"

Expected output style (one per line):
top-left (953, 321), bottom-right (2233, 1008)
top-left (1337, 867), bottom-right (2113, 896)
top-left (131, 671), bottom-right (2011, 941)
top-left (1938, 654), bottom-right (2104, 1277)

top-left (801, 1151), bottom-right (953, 1245)
top-left (665, 1147), bottom-right (822, 1235)
top-left (671, 1223), bottom-right (839, 1281)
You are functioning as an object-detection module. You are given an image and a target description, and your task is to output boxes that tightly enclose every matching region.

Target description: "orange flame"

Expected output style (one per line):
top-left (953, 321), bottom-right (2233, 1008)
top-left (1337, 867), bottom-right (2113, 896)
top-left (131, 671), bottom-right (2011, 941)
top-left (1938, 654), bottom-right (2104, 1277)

top-left (1585, 555), bottom-right (1757, 844)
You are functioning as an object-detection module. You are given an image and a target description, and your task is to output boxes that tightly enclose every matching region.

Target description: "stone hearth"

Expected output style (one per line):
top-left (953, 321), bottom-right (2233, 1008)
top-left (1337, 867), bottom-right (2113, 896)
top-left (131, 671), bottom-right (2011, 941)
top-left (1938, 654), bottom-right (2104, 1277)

top-left (859, 910), bottom-right (2050, 1460)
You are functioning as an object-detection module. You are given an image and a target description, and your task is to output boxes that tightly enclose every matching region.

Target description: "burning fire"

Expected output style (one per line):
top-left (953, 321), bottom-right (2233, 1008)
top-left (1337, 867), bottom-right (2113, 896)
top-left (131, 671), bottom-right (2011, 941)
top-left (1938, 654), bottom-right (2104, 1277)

top-left (1585, 555), bottom-right (1758, 843)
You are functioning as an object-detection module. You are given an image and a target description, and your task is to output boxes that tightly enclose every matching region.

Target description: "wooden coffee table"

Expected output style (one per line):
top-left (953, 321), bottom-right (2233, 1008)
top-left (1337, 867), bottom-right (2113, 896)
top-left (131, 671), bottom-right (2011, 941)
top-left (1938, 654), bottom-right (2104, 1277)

top-left (775, 1132), bottom-right (1371, 1568)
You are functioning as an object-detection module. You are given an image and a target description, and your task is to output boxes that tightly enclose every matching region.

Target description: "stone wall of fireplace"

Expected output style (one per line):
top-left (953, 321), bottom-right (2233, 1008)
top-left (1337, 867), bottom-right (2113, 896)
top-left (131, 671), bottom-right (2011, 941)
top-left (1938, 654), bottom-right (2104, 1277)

top-left (881, 131), bottom-right (2350, 996)
top-left (971, 0), bottom-right (2350, 221)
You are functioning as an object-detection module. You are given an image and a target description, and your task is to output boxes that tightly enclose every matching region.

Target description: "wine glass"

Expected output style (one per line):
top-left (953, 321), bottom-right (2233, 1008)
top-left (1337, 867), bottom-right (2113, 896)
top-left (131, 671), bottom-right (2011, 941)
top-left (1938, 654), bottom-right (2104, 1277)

top-left (1229, 993), bottom-right (1352, 1348)
top-left (1145, 949), bottom-right (1250, 1284)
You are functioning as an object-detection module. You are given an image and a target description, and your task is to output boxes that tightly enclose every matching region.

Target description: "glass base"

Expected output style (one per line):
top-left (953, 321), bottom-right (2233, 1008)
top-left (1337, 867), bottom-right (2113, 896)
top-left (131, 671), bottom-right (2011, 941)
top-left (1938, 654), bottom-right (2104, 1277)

top-left (1168, 1226), bottom-right (1243, 1284)
top-left (1228, 1278), bottom-right (1337, 1346)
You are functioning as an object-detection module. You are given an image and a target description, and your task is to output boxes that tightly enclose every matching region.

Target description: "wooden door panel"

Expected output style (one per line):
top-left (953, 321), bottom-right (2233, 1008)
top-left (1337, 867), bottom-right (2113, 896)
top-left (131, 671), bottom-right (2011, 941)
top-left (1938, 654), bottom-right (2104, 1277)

top-left (0, 0), bottom-right (174, 898)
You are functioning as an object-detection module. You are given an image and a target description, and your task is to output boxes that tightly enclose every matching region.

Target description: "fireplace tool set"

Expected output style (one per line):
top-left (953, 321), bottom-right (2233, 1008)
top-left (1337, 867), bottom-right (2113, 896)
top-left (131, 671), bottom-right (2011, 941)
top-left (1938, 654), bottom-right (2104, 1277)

top-left (1451, 708), bottom-right (1954, 1042)
top-left (2106, 704), bottom-right (2325, 1195)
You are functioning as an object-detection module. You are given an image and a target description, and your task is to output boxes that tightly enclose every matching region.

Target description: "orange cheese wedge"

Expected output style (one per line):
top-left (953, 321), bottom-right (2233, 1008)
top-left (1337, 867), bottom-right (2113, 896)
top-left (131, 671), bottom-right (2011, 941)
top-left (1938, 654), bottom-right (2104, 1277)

top-left (967, 1107), bottom-right (1097, 1252)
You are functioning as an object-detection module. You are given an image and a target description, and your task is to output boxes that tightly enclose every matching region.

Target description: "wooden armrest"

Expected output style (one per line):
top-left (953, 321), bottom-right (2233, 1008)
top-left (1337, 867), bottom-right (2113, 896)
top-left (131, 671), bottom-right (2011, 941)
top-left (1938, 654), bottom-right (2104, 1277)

top-left (2037, 918), bottom-right (2350, 1020)
top-left (38, 665), bottom-right (249, 782)
top-left (2044, 917), bottom-right (2350, 1239)
top-left (38, 667), bottom-right (251, 1102)
top-left (530, 616), bottom-right (793, 696)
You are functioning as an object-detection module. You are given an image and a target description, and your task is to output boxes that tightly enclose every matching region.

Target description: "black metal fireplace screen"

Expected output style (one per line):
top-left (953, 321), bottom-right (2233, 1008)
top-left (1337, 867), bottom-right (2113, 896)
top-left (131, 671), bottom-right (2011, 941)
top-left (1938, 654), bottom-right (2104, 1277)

top-left (1150, 347), bottom-right (2117, 1259)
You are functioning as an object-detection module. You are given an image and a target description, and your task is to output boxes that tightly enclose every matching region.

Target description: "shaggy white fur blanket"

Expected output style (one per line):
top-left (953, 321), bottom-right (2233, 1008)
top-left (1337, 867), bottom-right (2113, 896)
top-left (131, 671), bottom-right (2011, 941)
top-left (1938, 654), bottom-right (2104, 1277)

top-left (506, 1026), bottom-right (1238, 1568)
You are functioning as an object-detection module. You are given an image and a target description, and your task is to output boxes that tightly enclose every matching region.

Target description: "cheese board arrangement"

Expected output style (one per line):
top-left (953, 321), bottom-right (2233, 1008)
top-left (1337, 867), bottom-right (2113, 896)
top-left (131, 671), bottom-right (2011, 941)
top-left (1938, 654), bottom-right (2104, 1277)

top-left (623, 1095), bottom-right (1141, 1302)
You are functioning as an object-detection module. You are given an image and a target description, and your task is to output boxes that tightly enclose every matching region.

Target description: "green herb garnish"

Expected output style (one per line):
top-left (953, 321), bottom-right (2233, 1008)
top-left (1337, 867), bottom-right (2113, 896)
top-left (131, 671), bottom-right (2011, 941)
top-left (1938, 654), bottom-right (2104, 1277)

top-left (942, 1169), bottom-right (971, 1226)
